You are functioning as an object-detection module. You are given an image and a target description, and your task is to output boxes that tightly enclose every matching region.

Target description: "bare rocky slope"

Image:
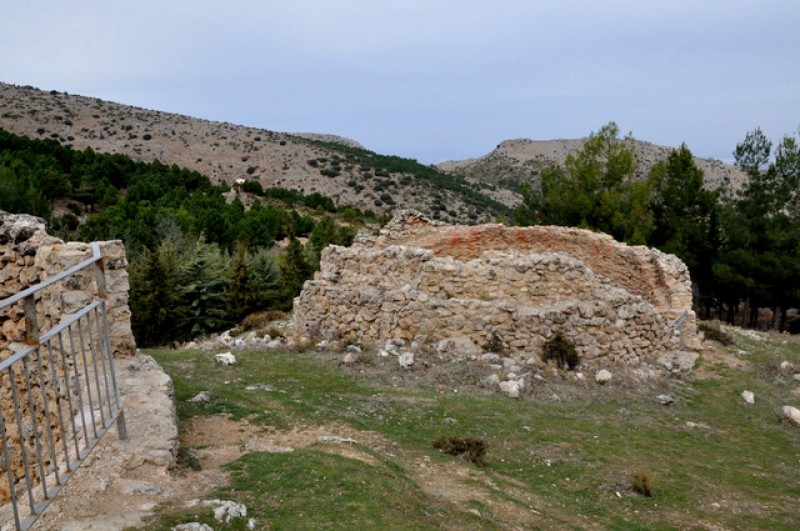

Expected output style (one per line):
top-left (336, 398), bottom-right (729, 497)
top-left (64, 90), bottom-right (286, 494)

top-left (438, 137), bottom-right (748, 191)
top-left (0, 82), bottom-right (746, 221)
top-left (0, 82), bottom-right (505, 223)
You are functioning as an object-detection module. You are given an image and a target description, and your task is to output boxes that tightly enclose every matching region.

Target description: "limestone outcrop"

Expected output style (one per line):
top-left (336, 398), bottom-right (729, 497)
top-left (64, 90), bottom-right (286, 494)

top-left (292, 210), bottom-right (699, 373)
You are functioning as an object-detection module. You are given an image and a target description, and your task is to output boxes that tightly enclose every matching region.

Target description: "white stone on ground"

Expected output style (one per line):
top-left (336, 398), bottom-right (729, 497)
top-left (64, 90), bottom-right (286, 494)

top-left (595, 369), bottom-right (613, 384)
top-left (210, 500), bottom-right (247, 523)
top-left (741, 390), bottom-right (755, 405)
top-left (782, 405), bottom-right (800, 425)
top-left (398, 351), bottom-right (415, 368)
top-left (214, 352), bottom-right (236, 366)
top-left (499, 380), bottom-right (523, 398)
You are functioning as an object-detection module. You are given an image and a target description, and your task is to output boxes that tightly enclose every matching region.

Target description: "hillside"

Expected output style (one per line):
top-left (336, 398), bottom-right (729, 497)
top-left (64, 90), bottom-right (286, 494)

top-left (438, 137), bottom-right (748, 191)
top-left (0, 82), bottom-right (507, 223)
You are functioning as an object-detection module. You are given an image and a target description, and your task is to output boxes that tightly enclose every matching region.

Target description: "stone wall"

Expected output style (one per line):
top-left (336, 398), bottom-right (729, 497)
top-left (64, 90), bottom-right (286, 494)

top-left (0, 211), bottom-right (135, 505)
top-left (292, 210), bottom-right (699, 371)
top-left (0, 211), bottom-right (134, 357)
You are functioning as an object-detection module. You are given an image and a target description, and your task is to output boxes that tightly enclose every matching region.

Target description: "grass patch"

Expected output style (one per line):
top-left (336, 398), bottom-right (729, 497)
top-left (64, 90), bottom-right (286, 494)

top-left (147, 339), bottom-right (800, 529)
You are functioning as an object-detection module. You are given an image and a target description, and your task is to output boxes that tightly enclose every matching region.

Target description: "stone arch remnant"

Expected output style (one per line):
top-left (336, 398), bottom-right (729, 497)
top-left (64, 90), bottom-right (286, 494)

top-left (292, 210), bottom-right (700, 374)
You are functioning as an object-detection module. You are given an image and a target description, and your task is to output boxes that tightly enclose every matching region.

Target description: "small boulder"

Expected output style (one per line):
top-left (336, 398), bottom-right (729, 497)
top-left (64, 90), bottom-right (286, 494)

top-left (173, 524), bottom-right (213, 531)
top-left (783, 405), bottom-right (800, 425)
top-left (213, 500), bottom-right (247, 523)
top-left (188, 391), bottom-right (212, 403)
top-left (398, 351), bottom-right (415, 368)
top-left (214, 352), bottom-right (236, 366)
top-left (499, 380), bottom-right (523, 398)
top-left (741, 390), bottom-right (755, 405)
top-left (265, 339), bottom-right (283, 350)
top-left (595, 369), bottom-right (613, 385)
top-left (437, 336), bottom-right (484, 357)
top-left (793, 374), bottom-right (800, 383)
top-left (657, 394), bottom-right (674, 406)
top-left (481, 373), bottom-right (501, 387)
top-left (779, 360), bottom-right (794, 372)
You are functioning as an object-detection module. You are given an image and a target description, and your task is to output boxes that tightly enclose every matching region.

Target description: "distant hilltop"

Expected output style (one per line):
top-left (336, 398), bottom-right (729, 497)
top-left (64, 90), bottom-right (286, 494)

top-left (438, 138), bottom-right (747, 191)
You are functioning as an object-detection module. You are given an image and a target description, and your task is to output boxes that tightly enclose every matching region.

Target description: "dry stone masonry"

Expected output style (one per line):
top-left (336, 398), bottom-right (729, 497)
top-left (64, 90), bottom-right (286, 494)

top-left (0, 211), bottom-right (135, 357)
top-left (293, 210), bottom-right (700, 374)
top-left (0, 211), bottom-right (135, 506)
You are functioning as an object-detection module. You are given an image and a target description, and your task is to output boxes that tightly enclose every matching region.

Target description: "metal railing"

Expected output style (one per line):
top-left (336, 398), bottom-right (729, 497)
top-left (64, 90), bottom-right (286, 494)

top-left (0, 242), bottom-right (127, 530)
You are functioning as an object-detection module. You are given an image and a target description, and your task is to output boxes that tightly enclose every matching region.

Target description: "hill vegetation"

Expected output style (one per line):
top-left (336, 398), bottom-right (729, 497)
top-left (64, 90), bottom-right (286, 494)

top-left (0, 82), bottom-right (508, 223)
top-left (513, 122), bottom-right (800, 330)
top-left (0, 128), bottom-right (361, 345)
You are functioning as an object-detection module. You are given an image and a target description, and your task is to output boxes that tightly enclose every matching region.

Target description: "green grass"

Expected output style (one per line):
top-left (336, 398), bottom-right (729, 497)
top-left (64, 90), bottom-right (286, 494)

top-left (146, 332), bottom-right (800, 529)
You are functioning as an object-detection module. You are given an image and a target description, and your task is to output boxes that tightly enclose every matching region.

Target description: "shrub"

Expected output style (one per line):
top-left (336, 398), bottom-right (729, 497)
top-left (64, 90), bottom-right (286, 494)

top-left (631, 468), bottom-right (654, 497)
top-left (433, 436), bottom-right (487, 466)
top-left (697, 320), bottom-right (733, 346)
top-left (541, 333), bottom-right (579, 370)
top-left (241, 310), bottom-right (286, 332)
top-left (320, 168), bottom-right (340, 178)
top-left (307, 159), bottom-right (319, 167)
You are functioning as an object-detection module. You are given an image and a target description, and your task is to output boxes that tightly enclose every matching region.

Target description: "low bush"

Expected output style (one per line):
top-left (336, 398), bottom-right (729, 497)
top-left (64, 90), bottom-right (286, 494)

top-left (697, 321), bottom-right (734, 346)
top-left (433, 436), bottom-right (487, 466)
top-left (631, 468), bottom-right (654, 497)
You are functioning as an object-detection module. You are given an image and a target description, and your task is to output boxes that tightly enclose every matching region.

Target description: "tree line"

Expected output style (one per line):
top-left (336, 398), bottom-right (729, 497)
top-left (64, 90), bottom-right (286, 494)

top-left (513, 122), bottom-right (800, 331)
top-left (0, 129), bottom-right (359, 345)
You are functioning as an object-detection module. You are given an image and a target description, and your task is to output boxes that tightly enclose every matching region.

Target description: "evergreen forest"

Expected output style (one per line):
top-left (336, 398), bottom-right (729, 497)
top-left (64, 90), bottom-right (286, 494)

top-left (0, 129), bottom-right (361, 345)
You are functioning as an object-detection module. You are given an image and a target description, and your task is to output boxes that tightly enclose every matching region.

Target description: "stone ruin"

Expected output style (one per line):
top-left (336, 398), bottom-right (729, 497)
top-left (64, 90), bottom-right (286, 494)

top-left (292, 210), bottom-right (700, 375)
top-left (0, 211), bottom-right (135, 357)
top-left (0, 211), bottom-right (135, 505)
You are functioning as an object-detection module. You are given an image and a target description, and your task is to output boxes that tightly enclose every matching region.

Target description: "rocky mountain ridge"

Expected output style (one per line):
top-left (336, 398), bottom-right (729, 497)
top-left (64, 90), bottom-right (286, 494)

top-left (438, 137), bottom-right (747, 191)
top-left (0, 82), bottom-right (506, 223)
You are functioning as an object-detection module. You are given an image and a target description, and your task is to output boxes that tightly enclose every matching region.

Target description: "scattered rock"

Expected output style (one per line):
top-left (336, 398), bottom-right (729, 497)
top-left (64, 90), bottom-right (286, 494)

top-left (779, 360), bottom-right (794, 372)
top-left (443, 417), bottom-right (458, 424)
top-left (173, 524), bottom-right (213, 531)
top-left (211, 500), bottom-right (247, 523)
top-left (346, 344), bottom-right (362, 353)
top-left (342, 352), bottom-right (356, 365)
top-left (741, 390), bottom-right (755, 405)
top-left (499, 379), bottom-right (523, 398)
top-left (120, 480), bottom-right (162, 496)
top-left (656, 394), bottom-right (674, 406)
top-left (595, 369), bottom-right (613, 385)
top-left (467, 508), bottom-right (482, 518)
top-left (656, 351), bottom-right (699, 373)
top-left (398, 351), bottom-right (415, 368)
top-left (481, 373), bottom-right (501, 387)
top-left (265, 339), bottom-right (283, 350)
top-left (782, 405), bottom-right (800, 425)
top-left (318, 435), bottom-right (357, 444)
top-left (244, 383), bottom-right (275, 392)
top-left (686, 421), bottom-right (710, 430)
top-left (214, 352), bottom-right (236, 366)
top-left (188, 391), bottom-right (212, 403)
top-left (437, 336), bottom-right (484, 358)
top-left (793, 374), bottom-right (800, 383)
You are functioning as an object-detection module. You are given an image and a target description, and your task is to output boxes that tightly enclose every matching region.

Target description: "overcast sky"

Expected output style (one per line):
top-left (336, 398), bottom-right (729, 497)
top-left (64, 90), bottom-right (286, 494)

top-left (2, 1), bottom-right (798, 164)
